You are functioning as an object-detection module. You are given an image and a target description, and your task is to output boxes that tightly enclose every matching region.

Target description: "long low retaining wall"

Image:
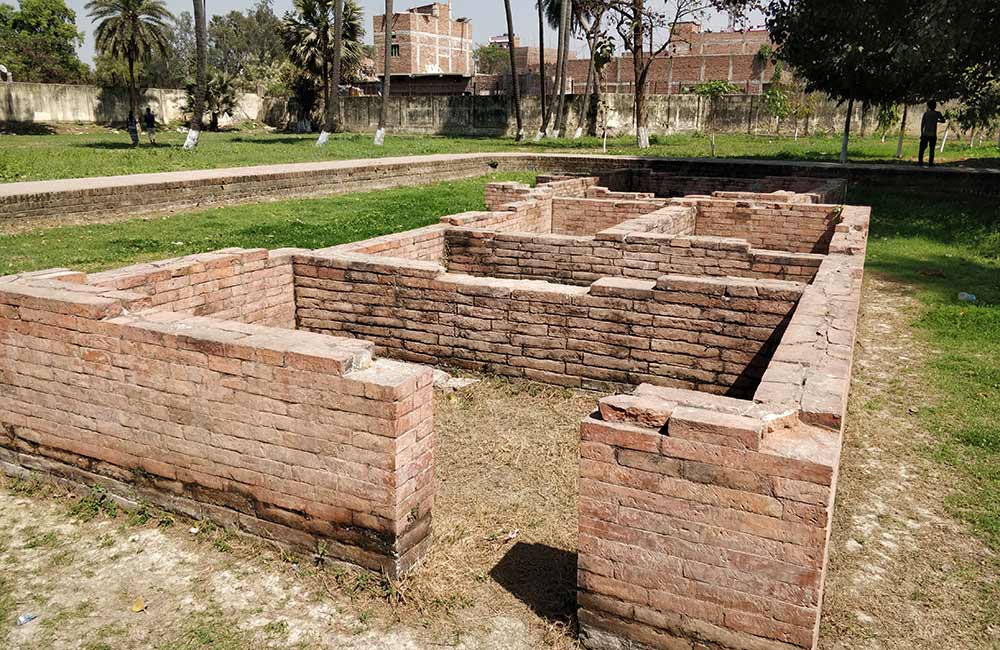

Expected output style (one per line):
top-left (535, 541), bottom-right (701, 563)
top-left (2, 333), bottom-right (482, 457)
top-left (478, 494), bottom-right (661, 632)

top-left (1, 152), bottom-right (997, 232)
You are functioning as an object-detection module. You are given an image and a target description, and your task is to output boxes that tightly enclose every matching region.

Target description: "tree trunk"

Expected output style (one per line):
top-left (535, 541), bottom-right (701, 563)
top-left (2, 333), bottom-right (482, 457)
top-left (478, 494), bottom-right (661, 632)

top-left (839, 98), bottom-right (854, 164)
top-left (320, 0), bottom-right (343, 144)
top-left (535, 1), bottom-right (546, 140)
top-left (127, 52), bottom-right (138, 122)
top-left (317, 56), bottom-right (330, 145)
top-left (543, 0), bottom-right (565, 137)
top-left (376, 0), bottom-right (393, 145)
top-left (555, 0), bottom-right (572, 135)
top-left (185, 0), bottom-right (207, 150)
top-left (575, 11), bottom-right (600, 139)
top-left (504, 0), bottom-right (523, 141)
top-left (895, 104), bottom-right (908, 159)
top-left (633, 0), bottom-right (648, 148)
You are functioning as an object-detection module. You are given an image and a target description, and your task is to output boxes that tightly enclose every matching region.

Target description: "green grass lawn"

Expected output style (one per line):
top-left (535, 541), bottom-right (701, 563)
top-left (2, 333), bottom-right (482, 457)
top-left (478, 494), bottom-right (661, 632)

top-left (0, 172), bottom-right (534, 274)
top-left (854, 186), bottom-right (1000, 554)
top-left (1, 126), bottom-right (997, 183)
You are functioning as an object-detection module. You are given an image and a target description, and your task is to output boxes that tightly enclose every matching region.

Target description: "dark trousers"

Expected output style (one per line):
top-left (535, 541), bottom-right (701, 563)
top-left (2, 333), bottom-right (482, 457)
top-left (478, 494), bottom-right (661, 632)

top-left (919, 136), bottom-right (937, 165)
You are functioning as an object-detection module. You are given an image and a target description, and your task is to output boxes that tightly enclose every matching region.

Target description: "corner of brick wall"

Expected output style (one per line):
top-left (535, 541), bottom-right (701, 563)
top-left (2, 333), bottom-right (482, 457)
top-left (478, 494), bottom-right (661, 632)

top-left (578, 383), bottom-right (841, 650)
top-left (0, 272), bottom-right (435, 578)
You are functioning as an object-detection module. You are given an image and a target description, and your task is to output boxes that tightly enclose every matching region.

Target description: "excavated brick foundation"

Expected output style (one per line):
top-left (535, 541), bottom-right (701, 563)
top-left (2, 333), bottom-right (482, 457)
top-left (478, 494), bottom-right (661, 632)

top-left (0, 171), bottom-right (868, 647)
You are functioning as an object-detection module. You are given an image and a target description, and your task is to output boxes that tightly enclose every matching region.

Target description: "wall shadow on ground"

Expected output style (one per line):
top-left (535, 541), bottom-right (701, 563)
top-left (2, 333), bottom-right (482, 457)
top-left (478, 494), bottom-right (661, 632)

top-left (0, 121), bottom-right (56, 135)
top-left (489, 542), bottom-right (578, 625)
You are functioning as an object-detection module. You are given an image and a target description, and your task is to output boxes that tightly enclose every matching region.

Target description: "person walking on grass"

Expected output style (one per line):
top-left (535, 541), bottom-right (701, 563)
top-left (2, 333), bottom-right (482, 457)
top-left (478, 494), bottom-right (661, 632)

top-left (919, 100), bottom-right (945, 166)
top-left (126, 110), bottom-right (140, 147)
top-left (144, 107), bottom-right (157, 145)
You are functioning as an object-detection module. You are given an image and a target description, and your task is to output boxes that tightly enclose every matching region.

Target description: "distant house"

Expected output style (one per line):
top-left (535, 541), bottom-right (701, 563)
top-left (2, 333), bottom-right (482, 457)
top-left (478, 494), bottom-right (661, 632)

top-left (372, 2), bottom-right (474, 96)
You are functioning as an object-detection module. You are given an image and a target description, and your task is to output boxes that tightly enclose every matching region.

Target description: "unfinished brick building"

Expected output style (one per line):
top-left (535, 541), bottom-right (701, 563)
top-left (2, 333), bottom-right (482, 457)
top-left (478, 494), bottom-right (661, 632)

top-left (0, 169), bottom-right (868, 650)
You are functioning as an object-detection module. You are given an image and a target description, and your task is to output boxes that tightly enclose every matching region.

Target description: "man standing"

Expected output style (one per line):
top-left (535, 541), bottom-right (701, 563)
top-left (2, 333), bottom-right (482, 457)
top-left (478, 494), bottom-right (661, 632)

top-left (919, 100), bottom-right (945, 166)
top-left (144, 107), bottom-right (157, 145)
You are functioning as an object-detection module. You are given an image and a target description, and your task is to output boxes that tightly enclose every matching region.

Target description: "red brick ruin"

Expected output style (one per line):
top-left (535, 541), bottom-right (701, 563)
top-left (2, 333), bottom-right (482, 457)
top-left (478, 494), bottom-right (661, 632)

top-left (0, 169), bottom-right (869, 650)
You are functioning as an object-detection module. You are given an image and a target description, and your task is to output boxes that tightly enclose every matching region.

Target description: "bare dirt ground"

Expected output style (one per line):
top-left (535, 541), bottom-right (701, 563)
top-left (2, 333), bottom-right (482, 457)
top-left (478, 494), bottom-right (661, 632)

top-left (1, 276), bottom-right (996, 650)
top-left (818, 276), bottom-right (998, 650)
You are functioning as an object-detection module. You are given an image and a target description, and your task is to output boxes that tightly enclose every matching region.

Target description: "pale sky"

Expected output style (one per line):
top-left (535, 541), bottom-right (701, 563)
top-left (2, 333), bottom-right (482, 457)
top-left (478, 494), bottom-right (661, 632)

top-left (48, 0), bottom-right (764, 65)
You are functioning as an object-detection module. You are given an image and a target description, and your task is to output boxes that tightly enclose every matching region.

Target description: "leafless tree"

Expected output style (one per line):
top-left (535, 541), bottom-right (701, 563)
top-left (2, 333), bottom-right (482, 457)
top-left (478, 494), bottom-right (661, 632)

top-left (608, 0), bottom-right (755, 148)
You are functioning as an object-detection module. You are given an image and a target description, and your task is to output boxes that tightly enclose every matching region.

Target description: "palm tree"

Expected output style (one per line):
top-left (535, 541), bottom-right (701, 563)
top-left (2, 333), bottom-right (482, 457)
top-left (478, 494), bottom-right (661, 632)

top-left (86, 0), bottom-right (173, 121)
top-left (375, 0), bottom-right (392, 146)
top-left (185, 0), bottom-right (206, 149)
top-left (534, 1), bottom-right (546, 140)
top-left (185, 70), bottom-right (239, 131)
top-left (326, 0), bottom-right (343, 143)
top-left (282, 0), bottom-right (365, 140)
top-left (554, 0), bottom-right (573, 136)
top-left (503, 0), bottom-right (523, 142)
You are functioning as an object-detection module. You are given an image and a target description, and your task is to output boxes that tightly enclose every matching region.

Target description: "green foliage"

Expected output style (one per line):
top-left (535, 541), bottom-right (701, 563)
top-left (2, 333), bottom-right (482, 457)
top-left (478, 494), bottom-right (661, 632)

top-left (86, 0), bottom-right (174, 113)
top-left (874, 103), bottom-right (901, 136)
top-left (0, 0), bottom-right (89, 83)
top-left (91, 11), bottom-right (192, 89)
top-left (68, 486), bottom-right (119, 522)
top-left (185, 70), bottom-right (240, 131)
top-left (473, 44), bottom-right (510, 76)
top-left (280, 0), bottom-right (366, 84)
top-left (954, 68), bottom-right (1000, 137)
top-left (692, 80), bottom-right (740, 100)
top-left (208, 0), bottom-right (286, 91)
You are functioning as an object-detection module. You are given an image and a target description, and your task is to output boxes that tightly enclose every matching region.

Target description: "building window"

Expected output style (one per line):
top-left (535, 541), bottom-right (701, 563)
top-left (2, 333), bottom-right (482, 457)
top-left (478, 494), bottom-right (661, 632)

top-left (391, 44), bottom-right (400, 57)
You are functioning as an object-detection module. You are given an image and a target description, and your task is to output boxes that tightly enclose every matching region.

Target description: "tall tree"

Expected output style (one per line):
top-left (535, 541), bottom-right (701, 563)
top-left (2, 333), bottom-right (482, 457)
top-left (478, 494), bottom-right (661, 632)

top-left (282, 0), bottom-right (365, 139)
top-left (609, 0), bottom-right (755, 149)
top-left (375, 0), bottom-right (392, 146)
top-left (0, 0), bottom-right (88, 83)
top-left (534, 1), bottom-right (547, 140)
top-left (184, 0), bottom-right (206, 149)
top-left (551, 0), bottom-right (572, 137)
top-left (503, 0), bottom-right (524, 142)
top-left (572, 0), bottom-right (607, 138)
top-left (322, 0), bottom-right (343, 144)
top-left (86, 0), bottom-right (173, 119)
top-left (767, 0), bottom-right (952, 163)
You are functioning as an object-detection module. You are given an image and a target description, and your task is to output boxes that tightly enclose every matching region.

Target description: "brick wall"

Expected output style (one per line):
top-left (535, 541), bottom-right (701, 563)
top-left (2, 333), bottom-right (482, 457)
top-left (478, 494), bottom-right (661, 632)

top-left (444, 226), bottom-right (822, 287)
top-left (574, 204), bottom-right (870, 650)
top-left (634, 171), bottom-right (845, 203)
top-left (0, 270), bottom-right (435, 578)
top-left (676, 197), bottom-right (843, 254)
top-left (551, 197), bottom-right (669, 235)
top-left (86, 248), bottom-right (297, 328)
top-left (295, 252), bottom-right (803, 397)
top-left (484, 176), bottom-right (599, 212)
top-left (578, 384), bottom-right (839, 650)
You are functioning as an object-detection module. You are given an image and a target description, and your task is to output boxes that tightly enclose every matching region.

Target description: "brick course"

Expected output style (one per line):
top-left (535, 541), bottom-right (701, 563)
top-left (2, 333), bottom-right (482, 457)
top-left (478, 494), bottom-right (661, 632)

top-left (0, 258), bottom-right (434, 578)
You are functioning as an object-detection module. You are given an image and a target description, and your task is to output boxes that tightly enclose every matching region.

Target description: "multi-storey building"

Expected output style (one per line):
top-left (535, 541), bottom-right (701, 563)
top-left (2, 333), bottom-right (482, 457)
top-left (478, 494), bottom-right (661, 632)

top-left (373, 2), bottom-right (474, 94)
